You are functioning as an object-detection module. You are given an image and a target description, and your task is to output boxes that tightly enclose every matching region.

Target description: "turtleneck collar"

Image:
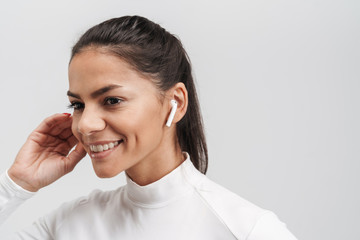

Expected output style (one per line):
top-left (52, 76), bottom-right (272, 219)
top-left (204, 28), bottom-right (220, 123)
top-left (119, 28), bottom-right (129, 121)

top-left (124, 152), bottom-right (204, 208)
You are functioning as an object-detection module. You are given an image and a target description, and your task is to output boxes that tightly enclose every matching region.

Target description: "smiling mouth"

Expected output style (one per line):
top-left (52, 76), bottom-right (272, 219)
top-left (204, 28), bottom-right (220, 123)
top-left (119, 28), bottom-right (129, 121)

top-left (89, 140), bottom-right (124, 153)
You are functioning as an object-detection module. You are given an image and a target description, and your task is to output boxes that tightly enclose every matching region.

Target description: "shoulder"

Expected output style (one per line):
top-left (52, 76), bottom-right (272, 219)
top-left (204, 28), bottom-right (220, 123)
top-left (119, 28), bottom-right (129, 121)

top-left (191, 175), bottom-right (296, 240)
top-left (192, 176), bottom-right (266, 239)
top-left (42, 186), bottom-right (126, 230)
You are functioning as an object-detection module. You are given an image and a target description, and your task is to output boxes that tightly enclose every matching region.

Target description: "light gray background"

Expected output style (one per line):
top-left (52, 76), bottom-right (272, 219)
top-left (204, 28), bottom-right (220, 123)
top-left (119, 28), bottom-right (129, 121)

top-left (0, 0), bottom-right (359, 239)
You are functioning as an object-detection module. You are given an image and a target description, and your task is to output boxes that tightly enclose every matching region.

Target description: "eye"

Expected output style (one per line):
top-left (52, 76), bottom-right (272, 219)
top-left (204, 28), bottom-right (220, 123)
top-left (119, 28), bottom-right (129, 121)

top-left (104, 97), bottom-right (122, 106)
top-left (67, 102), bottom-right (84, 111)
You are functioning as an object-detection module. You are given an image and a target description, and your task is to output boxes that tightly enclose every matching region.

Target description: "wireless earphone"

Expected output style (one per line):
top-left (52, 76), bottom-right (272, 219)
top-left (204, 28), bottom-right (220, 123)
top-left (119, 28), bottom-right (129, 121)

top-left (166, 100), bottom-right (178, 127)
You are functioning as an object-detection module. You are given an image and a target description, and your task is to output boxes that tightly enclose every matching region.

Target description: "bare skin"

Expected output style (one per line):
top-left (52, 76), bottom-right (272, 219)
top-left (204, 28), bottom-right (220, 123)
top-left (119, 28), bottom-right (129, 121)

top-left (8, 49), bottom-right (188, 191)
top-left (8, 114), bottom-right (86, 192)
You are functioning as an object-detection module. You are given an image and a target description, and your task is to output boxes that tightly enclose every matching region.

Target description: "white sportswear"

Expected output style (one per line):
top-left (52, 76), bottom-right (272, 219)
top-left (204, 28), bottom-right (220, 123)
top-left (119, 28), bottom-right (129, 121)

top-left (0, 153), bottom-right (298, 239)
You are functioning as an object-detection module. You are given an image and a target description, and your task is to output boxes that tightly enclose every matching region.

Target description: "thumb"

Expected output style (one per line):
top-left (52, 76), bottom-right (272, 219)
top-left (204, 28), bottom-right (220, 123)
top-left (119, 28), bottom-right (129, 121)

top-left (64, 143), bottom-right (87, 174)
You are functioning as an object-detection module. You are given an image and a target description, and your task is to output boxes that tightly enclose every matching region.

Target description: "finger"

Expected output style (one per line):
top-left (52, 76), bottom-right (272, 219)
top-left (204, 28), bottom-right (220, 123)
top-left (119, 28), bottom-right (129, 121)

top-left (58, 127), bottom-right (73, 140)
top-left (29, 131), bottom-right (60, 147)
top-left (54, 134), bottom-right (80, 156)
top-left (52, 134), bottom-right (78, 155)
top-left (47, 118), bottom-right (72, 137)
top-left (66, 135), bottom-right (79, 149)
top-left (35, 113), bottom-right (72, 135)
top-left (53, 138), bottom-right (76, 155)
top-left (64, 144), bottom-right (86, 173)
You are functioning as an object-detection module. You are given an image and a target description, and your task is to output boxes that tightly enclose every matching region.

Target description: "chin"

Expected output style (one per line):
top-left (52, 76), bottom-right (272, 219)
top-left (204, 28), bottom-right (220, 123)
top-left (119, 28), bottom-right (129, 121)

top-left (93, 166), bottom-right (123, 178)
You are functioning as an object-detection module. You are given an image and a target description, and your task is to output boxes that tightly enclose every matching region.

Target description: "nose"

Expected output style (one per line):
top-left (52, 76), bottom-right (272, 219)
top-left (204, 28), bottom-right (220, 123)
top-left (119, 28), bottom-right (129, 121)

top-left (77, 107), bottom-right (106, 136)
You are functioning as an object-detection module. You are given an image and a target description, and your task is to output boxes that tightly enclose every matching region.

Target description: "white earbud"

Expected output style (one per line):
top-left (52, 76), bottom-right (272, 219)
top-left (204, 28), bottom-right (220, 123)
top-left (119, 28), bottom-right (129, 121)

top-left (166, 100), bottom-right (178, 127)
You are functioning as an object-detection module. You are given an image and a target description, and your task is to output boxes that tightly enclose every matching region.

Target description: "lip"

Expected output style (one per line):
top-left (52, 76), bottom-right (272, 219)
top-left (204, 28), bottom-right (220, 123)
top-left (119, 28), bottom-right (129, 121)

top-left (86, 140), bottom-right (124, 160)
top-left (85, 140), bottom-right (123, 146)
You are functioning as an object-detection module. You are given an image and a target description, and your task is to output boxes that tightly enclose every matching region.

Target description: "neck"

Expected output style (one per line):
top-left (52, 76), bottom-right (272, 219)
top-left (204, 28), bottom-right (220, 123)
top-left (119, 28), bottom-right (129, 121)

top-left (125, 138), bottom-right (185, 186)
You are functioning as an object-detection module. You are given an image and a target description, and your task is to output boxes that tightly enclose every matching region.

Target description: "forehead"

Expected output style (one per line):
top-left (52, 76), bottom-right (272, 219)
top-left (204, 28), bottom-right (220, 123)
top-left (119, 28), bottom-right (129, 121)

top-left (68, 50), bottom-right (157, 95)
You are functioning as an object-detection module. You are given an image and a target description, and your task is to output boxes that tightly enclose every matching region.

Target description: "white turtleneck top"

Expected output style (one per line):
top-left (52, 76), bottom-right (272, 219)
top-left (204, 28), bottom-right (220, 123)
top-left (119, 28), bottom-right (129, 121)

top-left (0, 154), bottom-right (297, 239)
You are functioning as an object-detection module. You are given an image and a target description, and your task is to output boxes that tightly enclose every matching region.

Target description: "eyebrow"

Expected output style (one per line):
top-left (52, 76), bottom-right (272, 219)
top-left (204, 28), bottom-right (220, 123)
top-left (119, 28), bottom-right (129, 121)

top-left (67, 84), bottom-right (123, 99)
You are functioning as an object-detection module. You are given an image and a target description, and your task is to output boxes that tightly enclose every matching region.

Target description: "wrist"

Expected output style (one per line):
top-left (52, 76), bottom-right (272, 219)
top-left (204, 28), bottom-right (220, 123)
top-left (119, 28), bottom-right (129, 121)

top-left (7, 167), bottom-right (39, 192)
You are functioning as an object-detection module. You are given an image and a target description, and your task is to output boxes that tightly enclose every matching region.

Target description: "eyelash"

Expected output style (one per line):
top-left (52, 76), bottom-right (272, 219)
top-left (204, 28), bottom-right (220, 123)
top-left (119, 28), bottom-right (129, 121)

top-left (67, 97), bottom-right (123, 111)
top-left (67, 102), bottom-right (84, 111)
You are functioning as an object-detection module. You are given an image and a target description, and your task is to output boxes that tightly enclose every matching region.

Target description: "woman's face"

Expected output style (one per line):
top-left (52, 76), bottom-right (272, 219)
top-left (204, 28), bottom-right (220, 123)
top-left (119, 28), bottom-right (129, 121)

top-left (68, 49), bottom-right (169, 178)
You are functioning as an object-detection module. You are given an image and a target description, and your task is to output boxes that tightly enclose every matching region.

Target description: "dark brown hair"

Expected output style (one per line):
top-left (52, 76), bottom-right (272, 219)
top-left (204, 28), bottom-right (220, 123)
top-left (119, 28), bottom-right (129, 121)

top-left (70, 16), bottom-right (208, 174)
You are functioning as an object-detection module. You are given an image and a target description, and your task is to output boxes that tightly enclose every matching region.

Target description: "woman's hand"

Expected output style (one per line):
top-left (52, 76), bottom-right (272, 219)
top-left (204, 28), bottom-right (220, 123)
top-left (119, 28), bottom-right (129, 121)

top-left (7, 113), bottom-right (87, 192)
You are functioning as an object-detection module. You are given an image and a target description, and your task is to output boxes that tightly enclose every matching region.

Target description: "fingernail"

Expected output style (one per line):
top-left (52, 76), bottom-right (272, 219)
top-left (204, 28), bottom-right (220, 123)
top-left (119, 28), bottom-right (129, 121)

top-left (63, 113), bottom-right (71, 117)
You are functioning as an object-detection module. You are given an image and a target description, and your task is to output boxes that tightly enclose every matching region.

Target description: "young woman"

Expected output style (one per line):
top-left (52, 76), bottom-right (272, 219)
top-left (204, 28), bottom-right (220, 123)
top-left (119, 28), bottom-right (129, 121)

top-left (0, 16), bottom-right (297, 239)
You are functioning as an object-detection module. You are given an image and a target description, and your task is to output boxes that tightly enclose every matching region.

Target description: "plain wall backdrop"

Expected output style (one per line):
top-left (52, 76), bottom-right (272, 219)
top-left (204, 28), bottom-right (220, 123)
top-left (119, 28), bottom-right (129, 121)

top-left (0, 0), bottom-right (359, 239)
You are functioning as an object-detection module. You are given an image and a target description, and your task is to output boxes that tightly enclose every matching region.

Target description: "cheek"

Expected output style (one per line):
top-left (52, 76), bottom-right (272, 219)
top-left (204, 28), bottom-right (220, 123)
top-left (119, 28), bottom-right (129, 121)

top-left (113, 104), bottom-right (164, 142)
top-left (137, 108), bottom-right (164, 142)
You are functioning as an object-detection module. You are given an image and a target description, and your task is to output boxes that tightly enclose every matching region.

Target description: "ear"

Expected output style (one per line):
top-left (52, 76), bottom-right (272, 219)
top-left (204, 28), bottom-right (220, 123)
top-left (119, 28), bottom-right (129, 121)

top-left (166, 82), bottom-right (188, 125)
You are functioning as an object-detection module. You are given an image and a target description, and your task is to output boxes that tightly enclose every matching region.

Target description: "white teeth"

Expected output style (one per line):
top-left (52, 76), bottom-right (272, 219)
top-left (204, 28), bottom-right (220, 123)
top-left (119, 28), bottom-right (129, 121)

top-left (97, 145), bottom-right (103, 152)
top-left (90, 140), bottom-right (121, 153)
